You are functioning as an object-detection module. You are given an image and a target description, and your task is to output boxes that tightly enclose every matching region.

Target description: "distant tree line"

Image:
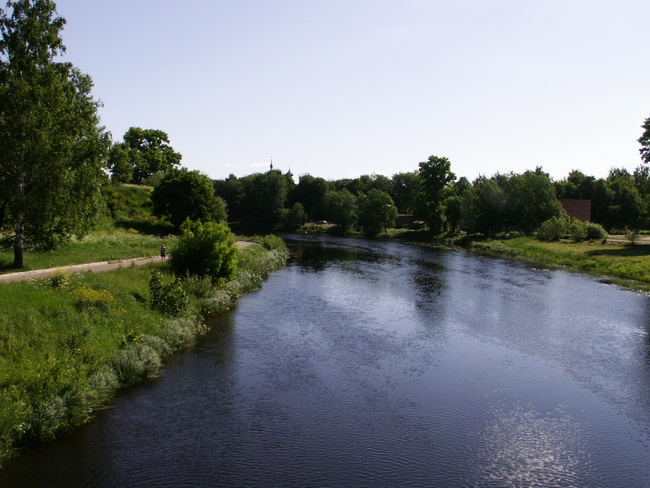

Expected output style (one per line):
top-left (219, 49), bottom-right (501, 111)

top-left (211, 155), bottom-right (650, 236)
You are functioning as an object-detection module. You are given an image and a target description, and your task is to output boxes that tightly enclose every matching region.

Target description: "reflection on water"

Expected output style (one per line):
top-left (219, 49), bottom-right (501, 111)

top-left (1, 235), bottom-right (650, 487)
top-left (476, 403), bottom-right (587, 487)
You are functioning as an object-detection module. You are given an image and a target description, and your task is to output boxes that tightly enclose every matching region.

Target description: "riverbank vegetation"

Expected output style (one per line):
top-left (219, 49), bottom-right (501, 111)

top-left (457, 236), bottom-right (650, 291)
top-left (0, 231), bottom-right (169, 273)
top-left (0, 236), bottom-right (288, 466)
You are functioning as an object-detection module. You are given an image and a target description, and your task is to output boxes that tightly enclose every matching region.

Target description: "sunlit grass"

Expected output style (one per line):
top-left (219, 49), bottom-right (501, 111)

top-left (0, 230), bottom-right (174, 273)
top-left (0, 240), bottom-right (287, 466)
top-left (467, 237), bottom-right (650, 291)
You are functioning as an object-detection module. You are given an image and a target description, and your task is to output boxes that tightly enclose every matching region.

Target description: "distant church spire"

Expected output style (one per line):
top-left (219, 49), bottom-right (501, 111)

top-left (270, 157), bottom-right (273, 171)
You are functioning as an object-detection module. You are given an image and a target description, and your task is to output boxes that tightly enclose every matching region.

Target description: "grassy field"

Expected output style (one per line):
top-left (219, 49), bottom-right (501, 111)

top-left (0, 231), bottom-right (172, 273)
top-left (0, 237), bottom-right (288, 466)
top-left (464, 236), bottom-right (650, 291)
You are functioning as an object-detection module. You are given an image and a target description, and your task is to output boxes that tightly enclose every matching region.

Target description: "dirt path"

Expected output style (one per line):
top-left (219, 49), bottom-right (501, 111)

top-left (606, 235), bottom-right (650, 245)
top-left (0, 241), bottom-right (257, 285)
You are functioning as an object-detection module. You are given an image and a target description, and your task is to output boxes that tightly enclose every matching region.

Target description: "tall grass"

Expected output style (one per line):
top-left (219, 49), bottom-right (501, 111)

top-left (0, 239), bottom-right (287, 466)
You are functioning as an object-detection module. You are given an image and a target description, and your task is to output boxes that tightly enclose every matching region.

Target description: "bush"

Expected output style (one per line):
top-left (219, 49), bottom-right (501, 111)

top-left (170, 220), bottom-right (238, 286)
top-left (111, 343), bottom-right (162, 384)
top-left (149, 271), bottom-right (188, 317)
top-left (161, 317), bottom-right (205, 349)
top-left (567, 218), bottom-right (587, 241)
top-left (277, 203), bottom-right (308, 231)
top-left (250, 234), bottom-right (286, 251)
top-left (538, 216), bottom-right (566, 241)
top-left (180, 274), bottom-right (214, 298)
top-left (71, 287), bottom-right (117, 312)
top-left (626, 229), bottom-right (639, 244)
top-left (585, 222), bottom-right (608, 241)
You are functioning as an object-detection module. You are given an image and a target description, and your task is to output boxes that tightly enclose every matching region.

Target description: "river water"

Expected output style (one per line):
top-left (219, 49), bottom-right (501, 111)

top-left (2, 235), bottom-right (650, 487)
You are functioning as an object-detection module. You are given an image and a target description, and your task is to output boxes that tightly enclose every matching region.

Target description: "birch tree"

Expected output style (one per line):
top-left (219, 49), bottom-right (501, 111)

top-left (0, 0), bottom-right (109, 267)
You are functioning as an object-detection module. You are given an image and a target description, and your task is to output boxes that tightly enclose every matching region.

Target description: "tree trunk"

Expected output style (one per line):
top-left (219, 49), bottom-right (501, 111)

top-left (0, 200), bottom-right (6, 232)
top-left (13, 171), bottom-right (26, 269)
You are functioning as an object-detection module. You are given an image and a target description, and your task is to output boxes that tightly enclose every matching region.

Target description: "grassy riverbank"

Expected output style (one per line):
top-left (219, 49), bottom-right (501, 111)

top-left (0, 236), bottom-right (288, 466)
top-left (0, 231), bottom-right (171, 273)
top-left (460, 236), bottom-right (650, 292)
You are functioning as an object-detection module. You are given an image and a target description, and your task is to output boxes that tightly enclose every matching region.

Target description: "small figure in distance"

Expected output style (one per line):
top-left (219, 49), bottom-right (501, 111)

top-left (160, 243), bottom-right (167, 261)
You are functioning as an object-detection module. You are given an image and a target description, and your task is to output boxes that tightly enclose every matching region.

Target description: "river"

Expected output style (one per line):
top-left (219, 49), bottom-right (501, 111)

top-left (2, 235), bottom-right (649, 487)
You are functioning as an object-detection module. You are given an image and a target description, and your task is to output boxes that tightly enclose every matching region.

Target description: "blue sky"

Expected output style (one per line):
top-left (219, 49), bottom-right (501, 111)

top-left (54, 0), bottom-right (650, 182)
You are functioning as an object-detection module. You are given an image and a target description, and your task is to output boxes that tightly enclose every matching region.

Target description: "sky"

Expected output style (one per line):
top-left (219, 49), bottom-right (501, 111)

top-left (51, 0), bottom-right (650, 182)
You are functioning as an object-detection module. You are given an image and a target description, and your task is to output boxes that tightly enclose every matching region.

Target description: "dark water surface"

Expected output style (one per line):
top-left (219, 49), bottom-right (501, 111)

top-left (2, 236), bottom-right (650, 487)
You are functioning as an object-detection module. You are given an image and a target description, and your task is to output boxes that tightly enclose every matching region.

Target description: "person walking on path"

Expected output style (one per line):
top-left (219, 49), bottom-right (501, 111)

top-left (160, 243), bottom-right (167, 261)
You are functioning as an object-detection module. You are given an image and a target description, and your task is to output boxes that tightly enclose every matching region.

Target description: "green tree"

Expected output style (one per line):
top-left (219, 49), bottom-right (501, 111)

top-left (106, 142), bottom-right (137, 183)
top-left (239, 170), bottom-right (289, 229)
top-left (462, 176), bottom-right (506, 235)
top-left (170, 219), bottom-right (238, 286)
top-left (391, 171), bottom-right (421, 214)
top-left (151, 168), bottom-right (227, 229)
top-left (606, 168), bottom-right (645, 230)
top-left (323, 189), bottom-right (358, 231)
top-left (357, 189), bottom-right (397, 236)
top-left (505, 169), bottom-right (562, 234)
top-left (633, 164), bottom-right (650, 198)
top-left (278, 202), bottom-right (308, 231)
top-left (214, 174), bottom-right (244, 222)
top-left (638, 114), bottom-right (650, 164)
top-left (555, 170), bottom-right (595, 200)
top-left (108, 127), bottom-right (182, 184)
top-left (418, 155), bottom-right (456, 234)
top-left (292, 174), bottom-right (330, 221)
top-left (0, 0), bottom-right (110, 267)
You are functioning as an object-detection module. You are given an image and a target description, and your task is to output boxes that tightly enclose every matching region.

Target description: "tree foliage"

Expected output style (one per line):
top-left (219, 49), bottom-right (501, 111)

top-left (0, 0), bottom-right (110, 266)
top-left (278, 202), bottom-right (308, 231)
top-left (291, 174), bottom-right (330, 221)
top-left (391, 171), bottom-right (421, 214)
top-left (418, 155), bottom-right (456, 234)
top-left (462, 176), bottom-right (506, 235)
top-left (238, 170), bottom-right (290, 229)
top-left (151, 168), bottom-right (227, 229)
top-left (170, 220), bottom-right (238, 286)
top-left (505, 168), bottom-right (562, 234)
top-left (357, 189), bottom-right (397, 236)
top-left (108, 127), bottom-right (182, 184)
top-left (639, 114), bottom-right (650, 165)
top-left (323, 189), bottom-right (358, 231)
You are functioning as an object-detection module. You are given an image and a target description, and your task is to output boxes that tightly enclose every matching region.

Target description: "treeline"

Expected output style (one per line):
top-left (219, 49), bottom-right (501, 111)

top-left (211, 158), bottom-right (650, 236)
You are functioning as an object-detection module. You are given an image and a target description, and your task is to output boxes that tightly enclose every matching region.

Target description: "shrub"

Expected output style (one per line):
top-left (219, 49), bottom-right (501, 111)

top-left (538, 216), bottom-right (566, 241)
top-left (140, 335), bottom-right (171, 357)
top-left (149, 271), bottom-right (188, 317)
top-left (566, 218), bottom-right (587, 241)
top-left (198, 290), bottom-right (236, 315)
top-left (626, 229), bottom-right (639, 244)
top-left (87, 365), bottom-right (120, 401)
top-left (48, 271), bottom-right (71, 289)
top-left (180, 274), bottom-right (215, 298)
top-left (585, 222), bottom-right (608, 241)
top-left (161, 317), bottom-right (205, 349)
top-left (249, 234), bottom-right (287, 251)
top-left (277, 203), bottom-right (308, 231)
top-left (71, 287), bottom-right (117, 312)
top-left (170, 220), bottom-right (238, 286)
top-left (111, 344), bottom-right (162, 384)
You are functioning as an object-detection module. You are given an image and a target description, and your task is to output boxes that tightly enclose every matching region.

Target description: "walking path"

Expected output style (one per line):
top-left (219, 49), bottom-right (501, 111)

top-left (0, 241), bottom-right (257, 285)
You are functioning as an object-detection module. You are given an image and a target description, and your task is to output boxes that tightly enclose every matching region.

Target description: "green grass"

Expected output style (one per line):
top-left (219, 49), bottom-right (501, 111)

top-left (0, 238), bottom-right (288, 466)
top-left (464, 236), bottom-right (650, 291)
top-left (0, 230), bottom-right (174, 273)
top-left (104, 183), bottom-right (174, 235)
